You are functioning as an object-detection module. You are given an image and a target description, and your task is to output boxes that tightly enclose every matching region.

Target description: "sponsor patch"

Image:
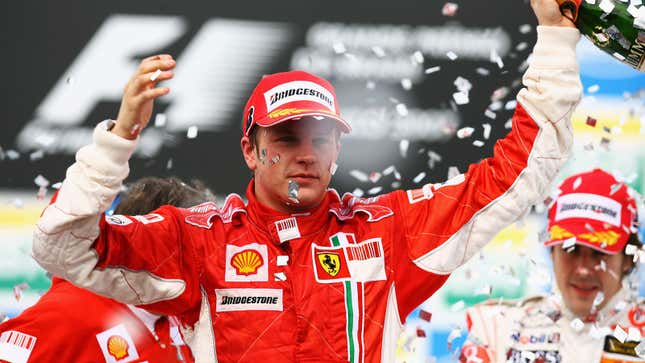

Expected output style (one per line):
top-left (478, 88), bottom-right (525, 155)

top-left (132, 213), bottom-right (164, 225)
top-left (603, 335), bottom-right (642, 359)
top-left (215, 288), bottom-right (283, 312)
top-left (264, 80), bottom-right (335, 112)
top-left (105, 214), bottom-right (133, 226)
top-left (95, 324), bottom-right (140, 363)
top-left (0, 331), bottom-right (37, 363)
top-left (555, 193), bottom-right (622, 226)
top-left (225, 243), bottom-right (269, 282)
top-left (275, 217), bottom-right (301, 243)
top-left (312, 233), bottom-right (386, 284)
top-left (505, 348), bottom-right (561, 363)
top-left (407, 184), bottom-right (434, 204)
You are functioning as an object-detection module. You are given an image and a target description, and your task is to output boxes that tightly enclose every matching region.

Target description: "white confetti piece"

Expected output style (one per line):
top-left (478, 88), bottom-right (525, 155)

top-left (274, 272), bottom-right (287, 281)
top-left (399, 139), bottom-right (410, 158)
top-left (29, 150), bottom-right (44, 162)
top-left (349, 170), bottom-right (369, 182)
top-left (587, 84), bottom-right (600, 93)
top-left (6, 149), bottom-right (20, 160)
top-left (446, 51), bottom-right (458, 60)
top-left (332, 42), bottom-right (346, 54)
top-left (154, 113), bottom-right (167, 127)
top-left (599, 0), bottom-right (616, 14)
top-left (505, 100), bottom-right (517, 110)
top-left (442, 2), bottom-right (459, 16)
top-left (447, 327), bottom-right (462, 342)
top-left (413, 172), bottom-right (426, 184)
top-left (424, 66), bottom-right (441, 74)
top-left (412, 50), bottom-right (424, 64)
top-left (476, 67), bottom-right (490, 76)
top-left (613, 52), bottom-right (626, 61)
top-left (150, 69), bottom-right (162, 81)
top-left (51, 182), bottom-right (62, 190)
top-left (366, 81), bottom-right (376, 90)
top-left (368, 186), bottom-right (383, 195)
top-left (628, 327), bottom-right (641, 342)
top-left (329, 162), bottom-right (338, 175)
top-left (396, 103), bottom-right (409, 117)
top-left (593, 292), bottom-right (605, 306)
top-left (636, 340), bottom-right (645, 358)
top-left (482, 124), bottom-right (492, 139)
top-left (476, 284), bottom-right (492, 296)
top-left (368, 172), bottom-right (382, 183)
top-left (456, 127), bottom-right (475, 139)
top-left (573, 176), bottom-right (583, 190)
top-left (383, 165), bottom-right (396, 176)
top-left (401, 78), bottom-right (413, 90)
top-left (166, 158), bottom-right (173, 170)
top-left (484, 109), bottom-right (497, 119)
top-left (447, 166), bottom-right (460, 180)
top-left (352, 188), bottom-right (364, 198)
top-left (371, 46), bottom-right (386, 57)
top-left (570, 318), bottom-right (584, 332)
top-left (34, 174), bottom-right (50, 187)
top-left (626, 244), bottom-right (638, 255)
top-left (453, 91), bottom-right (469, 105)
top-left (519, 24), bottom-right (532, 34)
top-left (614, 325), bottom-right (628, 343)
top-left (515, 42), bottom-right (528, 51)
top-left (472, 140), bottom-right (484, 147)
top-left (13, 283), bottom-right (29, 301)
top-left (187, 126), bottom-right (198, 139)
top-left (454, 76), bottom-right (472, 92)
top-left (277, 255), bottom-right (289, 266)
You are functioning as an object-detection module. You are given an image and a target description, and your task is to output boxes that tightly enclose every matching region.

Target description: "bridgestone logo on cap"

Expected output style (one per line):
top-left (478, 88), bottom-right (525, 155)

top-left (555, 193), bottom-right (622, 227)
top-left (264, 81), bottom-right (335, 112)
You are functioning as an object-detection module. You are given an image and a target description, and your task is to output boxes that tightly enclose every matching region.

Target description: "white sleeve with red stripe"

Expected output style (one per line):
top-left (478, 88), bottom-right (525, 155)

top-left (399, 26), bottom-right (582, 274)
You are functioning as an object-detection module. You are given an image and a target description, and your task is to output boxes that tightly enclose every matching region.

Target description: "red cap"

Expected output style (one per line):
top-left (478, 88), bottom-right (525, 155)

top-left (242, 70), bottom-right (351, 137)
top-left (545, 169), bottom-right (638, 255)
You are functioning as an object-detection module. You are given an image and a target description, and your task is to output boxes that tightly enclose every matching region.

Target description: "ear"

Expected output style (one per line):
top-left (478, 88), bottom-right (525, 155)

top-left (622, 254), bottom-right (635, 274)
top-left (241, 136), bottom-right (257, 171)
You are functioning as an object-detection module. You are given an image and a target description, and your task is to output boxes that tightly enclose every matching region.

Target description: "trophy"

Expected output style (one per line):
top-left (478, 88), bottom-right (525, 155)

top-left (558, 0), bottom-right (645, 71)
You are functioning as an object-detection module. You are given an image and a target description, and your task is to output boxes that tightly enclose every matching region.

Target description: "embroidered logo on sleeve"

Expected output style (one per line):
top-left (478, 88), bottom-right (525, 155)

top-left (132, 213), bottom-right (164, 225)
top-left (105, 215), bottom-right (133, 226)
top-left (95, 324), bottom-right (140, 363)
top-left (0, 331), bottom-right (37, 363)
top-left (225, 243), bottom-right (269, 282)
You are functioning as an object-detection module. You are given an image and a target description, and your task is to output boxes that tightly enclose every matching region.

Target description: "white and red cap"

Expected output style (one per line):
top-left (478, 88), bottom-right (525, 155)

top-left (546, 169), bottom-right (638, 254)
top-left (242, 70), bottom-right (351, 137)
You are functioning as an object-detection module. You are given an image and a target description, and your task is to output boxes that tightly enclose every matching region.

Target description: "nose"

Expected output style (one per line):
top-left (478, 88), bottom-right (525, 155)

top-left (295, 140), bottom-right (317, 165)
top-left (572, 254), bottom-right (596, 277)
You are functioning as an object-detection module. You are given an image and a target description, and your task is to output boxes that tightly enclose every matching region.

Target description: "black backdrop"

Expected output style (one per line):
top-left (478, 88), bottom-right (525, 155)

top-left (1, 0), bottom-right (537, 197)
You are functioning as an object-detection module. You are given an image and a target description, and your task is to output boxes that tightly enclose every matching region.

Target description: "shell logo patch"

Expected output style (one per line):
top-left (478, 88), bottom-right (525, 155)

top-left (225, 243), bottom-right (269, 282)
top-left (231, 250), bottom-right (264, 275)
top-left (107, 335), bottom-right (130, 360)
top-left (96, 324), bottom-right (139, 363)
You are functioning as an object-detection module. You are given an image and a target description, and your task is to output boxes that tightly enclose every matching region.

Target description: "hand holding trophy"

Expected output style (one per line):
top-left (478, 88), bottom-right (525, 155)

top-left (557, 0), bottom-right (645, 71)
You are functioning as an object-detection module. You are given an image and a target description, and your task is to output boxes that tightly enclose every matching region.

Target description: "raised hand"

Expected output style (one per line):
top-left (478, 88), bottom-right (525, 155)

top-left (530, 0), bottom-right (577, 28)
top-left (112, 54), bottom-right (176, 140)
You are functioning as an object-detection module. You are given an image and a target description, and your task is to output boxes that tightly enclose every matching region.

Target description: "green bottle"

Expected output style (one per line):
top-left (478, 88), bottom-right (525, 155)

top-left (558, 0), bottom-right (645, 71)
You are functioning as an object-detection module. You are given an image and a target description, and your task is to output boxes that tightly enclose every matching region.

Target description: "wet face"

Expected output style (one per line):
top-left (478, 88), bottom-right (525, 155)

top-left (241, 117), bottom-right (340, 213)
top-left (551, 245), bottom-right (630, 318)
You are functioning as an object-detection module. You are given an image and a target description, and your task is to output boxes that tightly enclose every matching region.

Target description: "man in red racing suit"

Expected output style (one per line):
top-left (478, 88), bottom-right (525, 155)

top-left (30, 1), bottom-right (582, 362)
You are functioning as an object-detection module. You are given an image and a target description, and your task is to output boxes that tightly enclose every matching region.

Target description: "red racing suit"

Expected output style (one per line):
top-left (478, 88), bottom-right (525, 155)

top-left (460, 288), bottom-right (645, 363)
top-left (0, 277), bottom-right (193, 363)
top-left (31, 26), bottom-right (582, 363)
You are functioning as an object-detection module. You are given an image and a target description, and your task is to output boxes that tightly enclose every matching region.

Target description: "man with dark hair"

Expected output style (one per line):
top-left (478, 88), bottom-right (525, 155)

top-left (461, 169), bottom-right (644, 363)
top-left (29, 1), bottom-right (582, 362)
top-left (0, 177), bottom-right (213, 363)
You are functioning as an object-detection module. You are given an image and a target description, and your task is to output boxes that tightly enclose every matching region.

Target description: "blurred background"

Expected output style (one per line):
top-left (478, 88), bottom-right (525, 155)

top-left (1, 0), bottom-right (644, 361)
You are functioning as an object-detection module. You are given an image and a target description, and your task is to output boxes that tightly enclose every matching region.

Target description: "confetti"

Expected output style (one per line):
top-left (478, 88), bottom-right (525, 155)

top-left (562, 237), bottom-right (577, 250)
top-left (332, 42), bottom-right (346, 54)
top-left (352, 188), bottom-right (365, 198)
top-left (6, 150), bottom-right (20, 160)
top-left (505, 100), bottom-right (517, 110)
top-left (412, 50), bottom-right (424, 64)
top-left (476, 284), bottom-right (492, 296)
top-left (476, 67), bottom-right (490, 76)
top-left (166, 158), bottom-right (173, 170)
top-left (366, 81), bottom-right (376, 90)
top-left (371, 46), bottom-right (386, 58)
top-left (587, 84), bottom-right (600, 93)
top-left (599, 0), bottom-right (616, 14)
top-left (288, 180), bottom-right (300, 204)
top-left (368, 186), bottom-right (383, 195)
top-left (456, 127), bottom-right (475, 139)
top-left (446, 51), bottom-right (458, 60)
top-left (573, 177), bottom-right (583, 190)
top-left (396, 103), bottom-right (409, 117)
top-left (150, 69), bottom-right (162, 81)
top-left (515, 42), bottom-right (528, 51)
top-left (413, 172), bottom-right (426, 184)
top-left (609, 183), bottom-right (623, 195)
top-left (628, 327), bottom-right (641, 342)
top-left (636, 340), bottom-right (645, 358)
top-left (592, 292), bottom-right (605, 307)
top-left (454, 77), bottom-right (472, 92)
top-left (400, 139), bottom-right (410, 158)
top-left (484, 109), bottom-right (496, 119)
top-left (453, 91), bottom-right (469, 105)
top-left (424, 66), bottom-right (441, 74)
top-left (586, 116), bottom-right (597, 127)
top-left (442, 2), bottom-right (459, 16)
top-left (154, 113), bottom-right (167, 127)
top-left (416, 327), bottom-right (427, 338)
top-left (570, 318), bottom-right (584, 332)
top-left (626, 244), bottom-right (638, 255)
top-left (34, 174), bottom-right (50, 188)
top-left (329, 162), bottom-right (338, 175)
top-left (614, 325), bottom-right (628, 343)
top-left (51, 182), bottom-right (62, 190)
top-left (447, 166), bottom-right (460, 180)
top-left (277, 255), bottom-right (289, 266)
top-left (419, 309), bottom-right (433, 322)
top-left (482, 124), bottom-right (492, 139)
top-left (368, 172), bottom-right (382, 183)
top-left (401, 78), bottom-right (413, 90)
top-left (472, 140), bottom-right (484, 147)
top-left (274, 272), bottom-right (287, 281)
top-left (186, 126), bottom-right (198, 139)
top-left (13, 283), bottom-right (29, 301)
top-left (519, 24), bottom-right (532, 34)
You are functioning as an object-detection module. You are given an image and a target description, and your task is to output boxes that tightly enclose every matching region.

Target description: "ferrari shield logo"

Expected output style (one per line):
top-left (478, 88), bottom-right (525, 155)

top-left (317, 252), bottom-right (341, 277)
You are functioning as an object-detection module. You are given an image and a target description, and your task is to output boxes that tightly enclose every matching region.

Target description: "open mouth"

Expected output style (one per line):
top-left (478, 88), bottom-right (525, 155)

top-left (569, 283), bottom-right (599, 296)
